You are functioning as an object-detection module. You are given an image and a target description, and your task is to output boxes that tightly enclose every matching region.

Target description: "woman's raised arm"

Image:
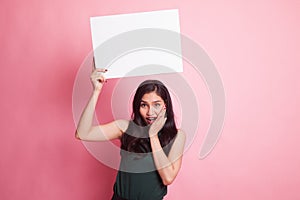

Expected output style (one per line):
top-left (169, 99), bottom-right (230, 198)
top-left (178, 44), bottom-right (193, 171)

top-left (75, 68), bottom-right (128, 141)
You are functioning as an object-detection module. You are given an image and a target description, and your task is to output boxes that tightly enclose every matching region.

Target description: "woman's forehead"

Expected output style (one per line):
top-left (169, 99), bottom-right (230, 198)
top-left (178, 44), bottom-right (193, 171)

top-left (141, 92), bottom-right (164, 102)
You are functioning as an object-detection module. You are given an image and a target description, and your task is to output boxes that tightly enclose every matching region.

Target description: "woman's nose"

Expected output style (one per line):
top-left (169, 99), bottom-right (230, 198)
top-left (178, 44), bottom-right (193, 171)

top-left (147, 106), bottom-right (155, 115)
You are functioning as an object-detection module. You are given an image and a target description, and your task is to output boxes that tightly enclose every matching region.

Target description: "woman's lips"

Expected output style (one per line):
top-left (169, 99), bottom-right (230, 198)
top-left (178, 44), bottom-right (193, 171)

top-left (146, 117), bottom-right (157, 124)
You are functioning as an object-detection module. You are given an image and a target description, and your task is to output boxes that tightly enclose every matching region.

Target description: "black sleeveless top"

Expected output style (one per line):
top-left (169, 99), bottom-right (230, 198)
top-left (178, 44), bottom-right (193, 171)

top-left (113, 121), bottom-right (174, 200)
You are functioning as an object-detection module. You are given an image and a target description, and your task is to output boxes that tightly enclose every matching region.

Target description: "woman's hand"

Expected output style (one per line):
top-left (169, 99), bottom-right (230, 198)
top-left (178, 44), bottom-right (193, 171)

top-left (149, 108), bottom-right (167, 138)
top-left (90, 68), bottom-right (107, 92)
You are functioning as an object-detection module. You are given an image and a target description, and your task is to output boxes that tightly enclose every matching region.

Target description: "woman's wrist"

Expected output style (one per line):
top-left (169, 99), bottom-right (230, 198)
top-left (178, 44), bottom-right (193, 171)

top-left (149, 134), bottom-right (159, 140)
top-left (93, 89), bottom-right (101, 95)
top-left (91, 89), bottom-right (101, 104)
top-left (150, 135), bottom-right (163, 152)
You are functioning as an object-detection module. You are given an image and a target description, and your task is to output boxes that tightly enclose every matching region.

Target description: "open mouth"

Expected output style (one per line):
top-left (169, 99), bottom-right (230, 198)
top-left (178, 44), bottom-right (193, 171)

top-left (146, 117), bottom-right (157, 124)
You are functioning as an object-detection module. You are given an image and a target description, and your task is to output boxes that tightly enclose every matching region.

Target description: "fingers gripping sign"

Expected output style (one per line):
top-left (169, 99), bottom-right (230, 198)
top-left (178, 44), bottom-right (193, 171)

top-left (90, 66), bottom-right (108, 92)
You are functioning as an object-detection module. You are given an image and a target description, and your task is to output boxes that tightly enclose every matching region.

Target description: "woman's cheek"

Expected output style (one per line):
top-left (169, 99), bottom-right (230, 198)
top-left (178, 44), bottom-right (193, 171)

top-left (139, 108), bottom-right (146, 117)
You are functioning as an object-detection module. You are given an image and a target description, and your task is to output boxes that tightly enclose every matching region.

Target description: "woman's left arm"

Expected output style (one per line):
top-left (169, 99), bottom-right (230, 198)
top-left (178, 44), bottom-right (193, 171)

top-left (150, 129), bottom-right (186, 185)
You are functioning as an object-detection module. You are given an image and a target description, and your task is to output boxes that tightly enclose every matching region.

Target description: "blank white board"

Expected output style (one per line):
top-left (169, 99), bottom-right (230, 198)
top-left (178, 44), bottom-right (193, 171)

top-left (90, 9), bottom-right (183, 79)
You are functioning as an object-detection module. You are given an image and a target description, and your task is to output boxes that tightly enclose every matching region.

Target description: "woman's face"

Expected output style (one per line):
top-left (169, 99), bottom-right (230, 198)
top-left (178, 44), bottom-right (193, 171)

top-left (139, 91), bottom-right (166, 125)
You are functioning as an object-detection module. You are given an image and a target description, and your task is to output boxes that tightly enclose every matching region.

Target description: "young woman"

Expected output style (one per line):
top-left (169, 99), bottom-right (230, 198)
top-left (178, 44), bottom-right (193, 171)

top-left (75, 68), bottom-right (186, 200)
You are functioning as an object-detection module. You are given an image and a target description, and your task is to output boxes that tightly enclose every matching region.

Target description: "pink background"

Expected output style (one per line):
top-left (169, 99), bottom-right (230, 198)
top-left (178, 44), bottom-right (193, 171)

top-left (1, 0), bottom-right (300, 199)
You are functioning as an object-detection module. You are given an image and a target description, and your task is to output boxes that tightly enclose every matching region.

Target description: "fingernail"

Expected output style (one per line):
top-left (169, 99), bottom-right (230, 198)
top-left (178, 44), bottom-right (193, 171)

top-left (105, 69), bottom-right (108, 72)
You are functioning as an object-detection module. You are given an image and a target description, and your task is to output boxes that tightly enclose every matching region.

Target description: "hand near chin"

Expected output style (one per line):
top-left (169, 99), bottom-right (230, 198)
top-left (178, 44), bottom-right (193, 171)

top-left (149, 108), bottom-right (167, 138)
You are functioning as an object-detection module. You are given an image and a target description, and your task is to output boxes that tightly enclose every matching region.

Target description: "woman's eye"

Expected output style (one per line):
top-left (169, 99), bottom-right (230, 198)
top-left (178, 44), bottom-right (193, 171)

top-left (154, 103), bottom-right (161, 107)
top-left (140, 103), bottom-right (147, 108)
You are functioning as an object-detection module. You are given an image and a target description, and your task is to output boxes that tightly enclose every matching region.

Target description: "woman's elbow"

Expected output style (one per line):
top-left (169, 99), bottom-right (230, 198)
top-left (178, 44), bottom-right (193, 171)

top-left (75, 131), bottom-right (82, 140)
top-left (162, 177), bottom-right (175, 186)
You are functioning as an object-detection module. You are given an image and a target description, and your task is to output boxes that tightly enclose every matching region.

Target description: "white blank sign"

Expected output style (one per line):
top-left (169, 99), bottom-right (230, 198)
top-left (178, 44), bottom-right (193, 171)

top-left (90, 9), bottom-right (183, 79)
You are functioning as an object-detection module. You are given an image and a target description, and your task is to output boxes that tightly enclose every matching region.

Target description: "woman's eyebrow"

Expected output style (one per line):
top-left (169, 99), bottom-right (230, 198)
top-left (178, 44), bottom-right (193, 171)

top-left (140, 100), bottom-right (162, 103)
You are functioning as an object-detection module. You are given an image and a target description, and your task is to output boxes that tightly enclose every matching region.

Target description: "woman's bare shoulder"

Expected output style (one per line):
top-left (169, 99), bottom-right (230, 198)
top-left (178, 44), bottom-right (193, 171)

top-left (177, 129), bottom-right (185, 135)
top-left (175, 129), bottom-right (186, 142)
top-left (114, 119), bottom-right (130, 133)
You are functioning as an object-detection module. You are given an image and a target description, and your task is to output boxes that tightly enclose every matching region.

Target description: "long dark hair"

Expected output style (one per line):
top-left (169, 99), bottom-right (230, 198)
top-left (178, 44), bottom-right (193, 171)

top-left (121, 80), bottom-right (178, 154)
